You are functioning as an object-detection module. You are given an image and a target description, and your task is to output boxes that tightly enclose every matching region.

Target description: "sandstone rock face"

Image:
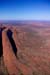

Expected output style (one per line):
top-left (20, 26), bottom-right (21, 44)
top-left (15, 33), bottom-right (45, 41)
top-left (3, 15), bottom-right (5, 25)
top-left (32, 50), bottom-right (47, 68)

top-left (2, 30), bottom-right (19, 75)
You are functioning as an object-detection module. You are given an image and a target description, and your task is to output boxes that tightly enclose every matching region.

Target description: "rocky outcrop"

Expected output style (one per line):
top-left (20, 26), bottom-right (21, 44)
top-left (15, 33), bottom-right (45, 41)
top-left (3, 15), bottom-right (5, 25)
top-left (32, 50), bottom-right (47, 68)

top-left (2, 29), bottom-right (32, 75)
top-left (2, 30), bottom-right (20, 75)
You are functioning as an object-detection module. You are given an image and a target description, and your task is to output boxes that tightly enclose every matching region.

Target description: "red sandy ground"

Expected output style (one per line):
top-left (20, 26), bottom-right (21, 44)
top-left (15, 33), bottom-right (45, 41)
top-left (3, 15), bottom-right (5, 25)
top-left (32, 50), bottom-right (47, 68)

top-left (0, 22), bottom-right (50, 75)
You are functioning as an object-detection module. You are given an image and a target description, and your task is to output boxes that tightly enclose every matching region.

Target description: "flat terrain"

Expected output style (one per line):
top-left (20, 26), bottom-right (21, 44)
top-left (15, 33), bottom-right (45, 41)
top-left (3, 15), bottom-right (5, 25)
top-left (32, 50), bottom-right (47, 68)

top-left (0, 21), bottom-right (50, 75)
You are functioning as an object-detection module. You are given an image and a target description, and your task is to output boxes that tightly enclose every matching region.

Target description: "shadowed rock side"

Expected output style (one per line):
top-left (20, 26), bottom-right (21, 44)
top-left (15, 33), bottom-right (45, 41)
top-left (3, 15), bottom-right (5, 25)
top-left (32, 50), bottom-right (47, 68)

top-left (2, 31), bottom-right (20, 75)
top-left (7, 29), bottom-right (17, 57)
top-left (12, 30), bottom-right (23, 57)
top-left (2, 30), bottom-right (33, 75)
top-left (0, 27), bottom-right (6, 57)
top-left (0, 28), bottom-right (3, 57)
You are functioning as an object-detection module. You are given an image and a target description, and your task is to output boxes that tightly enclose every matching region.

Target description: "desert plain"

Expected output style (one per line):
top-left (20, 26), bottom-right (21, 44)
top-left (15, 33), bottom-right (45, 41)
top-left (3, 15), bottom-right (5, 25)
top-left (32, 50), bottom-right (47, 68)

top-left (0, 21), bottom-right (50, 75)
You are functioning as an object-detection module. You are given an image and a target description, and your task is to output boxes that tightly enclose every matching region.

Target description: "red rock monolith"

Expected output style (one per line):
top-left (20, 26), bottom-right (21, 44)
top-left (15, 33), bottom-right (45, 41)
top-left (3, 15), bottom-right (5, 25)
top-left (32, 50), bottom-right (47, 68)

top-left (2, 30), bottom-right (20, 75)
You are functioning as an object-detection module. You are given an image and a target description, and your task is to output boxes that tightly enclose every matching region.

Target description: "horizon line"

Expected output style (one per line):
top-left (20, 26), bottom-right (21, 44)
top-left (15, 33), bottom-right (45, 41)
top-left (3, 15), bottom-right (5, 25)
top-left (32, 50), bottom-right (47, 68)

top-left (0, 20), bottom-right (50, 21)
